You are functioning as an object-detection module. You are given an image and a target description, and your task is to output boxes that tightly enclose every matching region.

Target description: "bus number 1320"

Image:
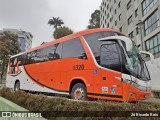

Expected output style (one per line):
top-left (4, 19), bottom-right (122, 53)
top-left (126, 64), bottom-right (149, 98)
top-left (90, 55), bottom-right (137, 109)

top-left (73, 65), bottom-right (84, 71)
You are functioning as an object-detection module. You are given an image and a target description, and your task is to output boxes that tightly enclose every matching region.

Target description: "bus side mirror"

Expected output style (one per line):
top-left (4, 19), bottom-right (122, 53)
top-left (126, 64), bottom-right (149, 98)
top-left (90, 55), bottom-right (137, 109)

top-left (140, 51), bottom-right (154, 64)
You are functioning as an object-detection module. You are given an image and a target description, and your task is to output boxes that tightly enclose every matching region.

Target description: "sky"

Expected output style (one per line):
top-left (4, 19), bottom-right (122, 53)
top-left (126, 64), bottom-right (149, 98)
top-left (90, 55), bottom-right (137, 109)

top-left (0, 0), bottom-right (102, 48)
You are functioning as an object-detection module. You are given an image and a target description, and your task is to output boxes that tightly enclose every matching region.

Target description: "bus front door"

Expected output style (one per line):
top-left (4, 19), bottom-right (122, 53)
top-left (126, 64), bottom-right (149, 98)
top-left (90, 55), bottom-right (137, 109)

top-left (93, 41), bottom-right (123, 100)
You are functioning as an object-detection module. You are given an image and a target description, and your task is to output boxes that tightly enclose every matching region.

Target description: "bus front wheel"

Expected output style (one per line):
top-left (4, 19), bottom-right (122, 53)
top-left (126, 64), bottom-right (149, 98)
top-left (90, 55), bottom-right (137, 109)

top-left (14, 81), bottom-right (20, 91)
top-left (71, 83), bottom-right (87, 100)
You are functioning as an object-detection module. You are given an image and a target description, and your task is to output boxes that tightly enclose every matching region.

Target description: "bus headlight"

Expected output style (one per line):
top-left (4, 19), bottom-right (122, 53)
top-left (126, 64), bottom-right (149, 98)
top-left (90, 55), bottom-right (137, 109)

top-left (131, 82), bottom-right (151, 91)
top-left (122, 78), bottom-right (132, 84)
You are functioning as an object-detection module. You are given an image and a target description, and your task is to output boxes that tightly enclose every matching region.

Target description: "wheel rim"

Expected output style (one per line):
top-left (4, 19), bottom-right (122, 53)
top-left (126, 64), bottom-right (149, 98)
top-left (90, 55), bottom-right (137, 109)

top-left (74, 88), bottom-right (84, 100)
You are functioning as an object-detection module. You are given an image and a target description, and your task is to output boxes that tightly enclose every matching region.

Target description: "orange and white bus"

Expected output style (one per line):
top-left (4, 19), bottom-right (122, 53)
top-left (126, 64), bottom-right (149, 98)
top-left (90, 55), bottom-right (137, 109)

top-left (6, 28), bottom-right (152, 101)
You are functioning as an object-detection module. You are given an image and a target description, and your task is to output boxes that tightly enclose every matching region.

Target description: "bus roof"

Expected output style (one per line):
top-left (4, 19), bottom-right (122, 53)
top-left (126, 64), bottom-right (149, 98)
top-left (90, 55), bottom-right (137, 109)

top-left (11, 28), bottom-right (122, 57)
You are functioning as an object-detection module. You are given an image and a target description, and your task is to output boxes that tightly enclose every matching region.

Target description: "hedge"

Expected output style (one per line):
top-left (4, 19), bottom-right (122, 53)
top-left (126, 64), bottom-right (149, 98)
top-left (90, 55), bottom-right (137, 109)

top-left (0, 88), bottom-right (160, 120)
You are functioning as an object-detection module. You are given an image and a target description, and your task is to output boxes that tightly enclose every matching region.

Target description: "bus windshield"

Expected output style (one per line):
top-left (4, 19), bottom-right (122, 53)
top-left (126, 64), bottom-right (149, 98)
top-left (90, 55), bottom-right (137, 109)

top-left (118, 40), bottom-right (150, 81)
top-left (84, 32), bottom-right (150, 81)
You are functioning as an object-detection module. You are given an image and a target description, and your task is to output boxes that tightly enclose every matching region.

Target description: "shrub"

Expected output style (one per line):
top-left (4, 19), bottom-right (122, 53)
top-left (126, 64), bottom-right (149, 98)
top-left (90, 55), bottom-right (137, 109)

top-left (0, 88), bottom-right (160, 120)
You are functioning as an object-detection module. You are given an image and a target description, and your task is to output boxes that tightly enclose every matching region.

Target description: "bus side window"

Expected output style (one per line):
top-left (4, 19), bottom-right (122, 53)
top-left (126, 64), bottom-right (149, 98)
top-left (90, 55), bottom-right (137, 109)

top-left (17, 55), bottom-right (22, 66)
top-left (33, 49), bottom-right (46, 63)
top-left (46, 43), bottom-right (62, 61)
top-left (46, 45), bottom-right (57, 60)
top-left (62, 38), bottom-right (86, 59)
top-left (84, 32), bottom-right (115, 64)
top-left (55, 43), bottom-right (62, 59)
top-left (25, 53), bottom-right (31, 65)
top-left (100, 43), bottom-right (121, 72)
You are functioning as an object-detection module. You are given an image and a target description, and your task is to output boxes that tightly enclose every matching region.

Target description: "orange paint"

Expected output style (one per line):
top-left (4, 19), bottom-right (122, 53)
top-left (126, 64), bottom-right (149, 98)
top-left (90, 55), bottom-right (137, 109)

top-left (8, 28), bottom-right (151, 101)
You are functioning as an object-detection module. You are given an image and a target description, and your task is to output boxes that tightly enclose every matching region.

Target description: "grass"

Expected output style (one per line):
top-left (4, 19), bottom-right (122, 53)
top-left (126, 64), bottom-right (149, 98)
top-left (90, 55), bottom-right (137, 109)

top-left (0, 88), bottom-right (160, 120)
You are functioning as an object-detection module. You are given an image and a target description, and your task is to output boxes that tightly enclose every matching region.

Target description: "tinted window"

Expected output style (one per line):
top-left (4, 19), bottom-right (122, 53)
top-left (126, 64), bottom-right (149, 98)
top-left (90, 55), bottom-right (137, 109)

top-left (33, 48), bottom-right (46, 63)
top-left (25, 52), bottom-right (32, 65)
top-left (46, 43), bottom-right (62, 61)
top-left (46, 45), bottom-right (56, 60)
top-left (84, 32), bottom-right (116, 64)
top-left (62, 38), bottom-right (85, 59)
top-left (55, 43), bottom-right (62, 59)
top-left (100, 42), bottom-right (121, 72)
top-left (17, 54), bottom-right (26, 66)
top-left (10, 58), bottom-right (15, 67)
top-left (24, 48), bottom-right (46, 65)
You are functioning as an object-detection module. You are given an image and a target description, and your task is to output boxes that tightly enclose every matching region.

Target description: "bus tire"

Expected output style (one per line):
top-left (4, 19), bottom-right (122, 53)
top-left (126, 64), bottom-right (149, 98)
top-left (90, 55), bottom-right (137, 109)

top-left (71, 83), bottom-right (87, 100)
top-left (14, 81), bottom-right (20, 91)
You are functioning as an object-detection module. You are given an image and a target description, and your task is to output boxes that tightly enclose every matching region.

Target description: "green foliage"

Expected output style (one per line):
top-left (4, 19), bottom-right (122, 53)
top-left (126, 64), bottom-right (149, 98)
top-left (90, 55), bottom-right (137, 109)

top-left (87, 10), bottom-right (100, 29)
top-left (0, 32), bottom-right (20, 82)
top-left (48, 17), bottom-right (64, 30)
top-left (53, 26), bottom-right (73, 39)
top-left (1, 88), bottom-right (160, 120)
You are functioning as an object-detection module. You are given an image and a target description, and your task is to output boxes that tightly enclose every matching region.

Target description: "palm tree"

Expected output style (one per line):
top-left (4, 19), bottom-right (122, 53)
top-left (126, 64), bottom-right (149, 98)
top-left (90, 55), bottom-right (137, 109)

top-left (48, 17), bottom-right (64, 30)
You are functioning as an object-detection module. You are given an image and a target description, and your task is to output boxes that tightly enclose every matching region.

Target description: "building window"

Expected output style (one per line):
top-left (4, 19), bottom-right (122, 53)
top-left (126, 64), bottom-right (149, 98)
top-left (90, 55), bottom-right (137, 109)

top-left (114, 0), bottom-right (116, 3)
top-left (115, 20), bottom-right (117, 26)
top-left (145, 33), bottom-right (160, 54)
top-left (142, 0), bottom-right (158, 16)
top-left (128, 15), bottom-right (133, 25)
top-left (115, 9), bottom-right (116, 14)
top-left (136, 27), bottom-right (139, 35)
top-left (135, 9), bottom-right (138, 17)
top-left (144, 10), bottom-right (159, 36)
top-left (107, 4), bottom-right (109, 10)
top-left (118, 2), bottom-right (121, 8)
top-left (129, 31), bottom-right (134, 38)
top-left (100, 13), bottom-right (102, 18)
top-left (127, 0), bottom-right (132, 10)
top-left (107, 23), bottom-right (109, 27)
top-left (107, 13), bottom-right (109, 18)
top-left (119, 27), bottom-right (122, 32)
top-left (110, 17), bottom-right (112, 22)
top-left (110, 8), bottom-right (112, 12)
top-left (101, 7), bottom-right (103, 11)
top-left (119, 14), bottom-right (121, 21)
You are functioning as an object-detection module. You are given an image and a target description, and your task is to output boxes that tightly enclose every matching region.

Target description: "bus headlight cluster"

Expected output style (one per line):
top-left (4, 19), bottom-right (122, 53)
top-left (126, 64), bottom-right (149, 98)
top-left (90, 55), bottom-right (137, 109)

top-left (122, 78), bottom-right (132, 84)
top-left (131, 82), bottom-right (151, 91)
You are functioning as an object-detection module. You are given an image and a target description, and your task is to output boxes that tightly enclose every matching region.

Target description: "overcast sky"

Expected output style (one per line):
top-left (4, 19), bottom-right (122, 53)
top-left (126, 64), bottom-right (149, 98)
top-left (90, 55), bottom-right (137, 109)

top-left (0, 0), bottom-right (102, 47)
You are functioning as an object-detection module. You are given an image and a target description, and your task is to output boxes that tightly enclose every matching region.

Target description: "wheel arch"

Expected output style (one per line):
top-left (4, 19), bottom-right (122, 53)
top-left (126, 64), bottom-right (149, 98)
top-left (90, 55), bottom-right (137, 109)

top-left (69, 78), bottom-right (87, 94)
top-left (14, 79), bottom-right (20, 88)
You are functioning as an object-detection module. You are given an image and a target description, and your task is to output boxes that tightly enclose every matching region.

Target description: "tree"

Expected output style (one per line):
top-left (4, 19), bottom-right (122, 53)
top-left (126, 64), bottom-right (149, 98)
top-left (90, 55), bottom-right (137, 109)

top-left (0, 31), bottom-right (20, 83)
top-left (48, 17), bottom-right (64, 30)
top-left (87, 10), bottom-right (100, 29)
top-left (53, 26), bottom-right (73, 39)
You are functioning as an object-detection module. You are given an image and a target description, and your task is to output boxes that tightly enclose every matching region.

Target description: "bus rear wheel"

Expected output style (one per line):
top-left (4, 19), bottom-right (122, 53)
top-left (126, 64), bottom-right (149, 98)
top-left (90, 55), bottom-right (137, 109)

top-left (71, 83), bottom-right (87, 100)
top-left (14, 81), bottom-right (20, 91)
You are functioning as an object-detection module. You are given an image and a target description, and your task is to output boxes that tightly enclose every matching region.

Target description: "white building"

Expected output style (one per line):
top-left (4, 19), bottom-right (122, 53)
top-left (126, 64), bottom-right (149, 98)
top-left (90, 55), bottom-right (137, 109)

top-left (100, 0), bottom-right (160, 94)
top-left (1, 28), bottom-right (33, 52)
